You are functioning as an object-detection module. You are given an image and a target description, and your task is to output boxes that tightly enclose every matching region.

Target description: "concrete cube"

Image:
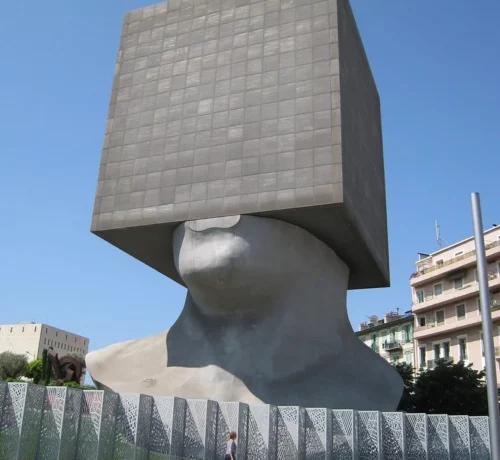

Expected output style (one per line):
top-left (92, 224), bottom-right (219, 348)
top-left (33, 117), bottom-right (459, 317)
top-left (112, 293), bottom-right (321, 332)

top-left (91, 0), bottom-right (389, 289)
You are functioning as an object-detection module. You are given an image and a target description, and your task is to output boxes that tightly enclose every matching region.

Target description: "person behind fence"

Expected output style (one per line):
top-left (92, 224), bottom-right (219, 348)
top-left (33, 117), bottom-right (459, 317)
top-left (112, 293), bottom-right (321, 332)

top-left (225, 431), bottom-right (237, 460)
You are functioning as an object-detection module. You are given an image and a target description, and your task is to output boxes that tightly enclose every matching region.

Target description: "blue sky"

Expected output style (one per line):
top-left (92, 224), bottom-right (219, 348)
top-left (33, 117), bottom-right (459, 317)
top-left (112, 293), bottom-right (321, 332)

top-left (1, 0), bottom-right (499, 353)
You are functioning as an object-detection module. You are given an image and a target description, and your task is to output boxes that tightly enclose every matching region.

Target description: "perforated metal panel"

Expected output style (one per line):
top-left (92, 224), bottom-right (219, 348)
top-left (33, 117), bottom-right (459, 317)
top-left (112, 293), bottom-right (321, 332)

top-left (428, 414), bottom-right (450, 460)
top-left (0, 381), bottom-right (494, 459)
top-left (405, 413), bottom-right (427, 460)
top-left (331, 409), bottom-right (357, 460)
top-left (469, 416), bottom-right (490, 460)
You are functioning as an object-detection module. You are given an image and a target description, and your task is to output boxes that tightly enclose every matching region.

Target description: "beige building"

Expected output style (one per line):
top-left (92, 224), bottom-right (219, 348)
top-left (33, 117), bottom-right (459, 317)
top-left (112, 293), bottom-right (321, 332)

top-left (356, 311), bottom-right (416, 368)
top-left (0, 322), bottom-right (89, 362)
top-left (411, 225), bottom-right (500, 376)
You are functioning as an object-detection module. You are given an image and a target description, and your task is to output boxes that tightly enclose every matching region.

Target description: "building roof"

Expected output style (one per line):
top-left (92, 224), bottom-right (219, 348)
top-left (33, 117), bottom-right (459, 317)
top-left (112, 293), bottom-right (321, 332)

top-left (415, 225), bottom-right (500, 263)
top-left (355, 314), bottom-right (413, 337)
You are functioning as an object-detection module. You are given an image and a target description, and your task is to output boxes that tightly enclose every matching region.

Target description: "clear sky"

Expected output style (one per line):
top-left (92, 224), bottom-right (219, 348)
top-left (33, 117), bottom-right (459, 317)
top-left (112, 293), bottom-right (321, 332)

top-left (1, 0), bottom-right (499, 353)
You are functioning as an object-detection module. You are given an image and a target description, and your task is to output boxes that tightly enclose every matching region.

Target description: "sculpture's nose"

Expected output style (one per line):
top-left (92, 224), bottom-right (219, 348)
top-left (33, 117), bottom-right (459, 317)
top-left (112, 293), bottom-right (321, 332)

top-left (185, 215), bottom-right (241, 232)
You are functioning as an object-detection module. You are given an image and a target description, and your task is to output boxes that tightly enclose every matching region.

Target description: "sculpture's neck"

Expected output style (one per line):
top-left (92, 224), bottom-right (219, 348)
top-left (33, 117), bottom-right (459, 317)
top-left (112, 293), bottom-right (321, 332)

top-left (168, 272), bottom-right (353, 380)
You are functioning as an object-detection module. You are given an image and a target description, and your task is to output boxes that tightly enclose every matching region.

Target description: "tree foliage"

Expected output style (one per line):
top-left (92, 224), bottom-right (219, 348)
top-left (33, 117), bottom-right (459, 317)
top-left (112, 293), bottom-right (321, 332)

top-left (393, 359), bottom-right (489, 416)
top-left (393, 362), bottom-right (415, 412)
top-left (40, 349), bottom-right (52, 385)
top-left (24, 359), bottom-right (43, 384)
top-left (0, 351), bottom-right (28, 380)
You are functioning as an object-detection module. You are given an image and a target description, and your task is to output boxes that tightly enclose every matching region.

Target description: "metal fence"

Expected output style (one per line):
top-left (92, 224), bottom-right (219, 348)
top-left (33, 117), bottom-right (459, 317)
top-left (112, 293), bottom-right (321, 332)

top-left (0, 381), bottom-right (491, 459)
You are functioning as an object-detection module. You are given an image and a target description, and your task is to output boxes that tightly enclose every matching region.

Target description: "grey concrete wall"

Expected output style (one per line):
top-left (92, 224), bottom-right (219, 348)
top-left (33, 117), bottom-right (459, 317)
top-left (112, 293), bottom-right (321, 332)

top-left (91, 0), bottom-right (389, 289)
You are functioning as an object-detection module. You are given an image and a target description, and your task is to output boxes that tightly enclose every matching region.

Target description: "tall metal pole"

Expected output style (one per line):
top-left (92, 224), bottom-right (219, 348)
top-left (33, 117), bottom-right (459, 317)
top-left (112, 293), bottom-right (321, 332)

top-left (471, 192), bottom-right (500, 460)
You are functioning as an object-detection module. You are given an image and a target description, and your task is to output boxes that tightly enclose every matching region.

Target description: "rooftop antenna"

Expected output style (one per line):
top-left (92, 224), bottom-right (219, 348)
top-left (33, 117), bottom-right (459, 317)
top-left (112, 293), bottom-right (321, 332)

top-left (436, 220), bottom-right (443, 249)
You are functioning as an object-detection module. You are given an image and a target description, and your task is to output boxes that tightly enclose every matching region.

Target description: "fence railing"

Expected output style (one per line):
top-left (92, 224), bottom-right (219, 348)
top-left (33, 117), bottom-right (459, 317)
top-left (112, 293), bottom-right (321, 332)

top-left (411, 239), bottom-right (500, 279)
top-left (0, 381), bottom-right (492, 460)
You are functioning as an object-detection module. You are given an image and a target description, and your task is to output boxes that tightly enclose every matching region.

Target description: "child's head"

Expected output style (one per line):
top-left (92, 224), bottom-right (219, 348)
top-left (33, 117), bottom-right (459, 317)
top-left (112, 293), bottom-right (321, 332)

top-left (229, 431), bottom-right (237, 440)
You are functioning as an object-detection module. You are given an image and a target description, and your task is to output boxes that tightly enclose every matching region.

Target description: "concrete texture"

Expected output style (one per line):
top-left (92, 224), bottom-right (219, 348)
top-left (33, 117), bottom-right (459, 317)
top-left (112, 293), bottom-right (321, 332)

top-left (91, 0), bottom-right (389, 289)
top-left (87, 215), bottom-right (402, 411)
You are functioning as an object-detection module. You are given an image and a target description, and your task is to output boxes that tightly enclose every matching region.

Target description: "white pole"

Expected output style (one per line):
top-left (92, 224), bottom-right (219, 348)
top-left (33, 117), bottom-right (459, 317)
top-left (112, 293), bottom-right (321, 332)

top-left (471, 192), bottom-right (500, 460)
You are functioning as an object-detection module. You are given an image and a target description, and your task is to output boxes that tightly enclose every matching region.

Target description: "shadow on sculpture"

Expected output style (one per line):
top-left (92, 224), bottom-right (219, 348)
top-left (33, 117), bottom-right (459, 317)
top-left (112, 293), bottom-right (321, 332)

top-left (87, 215), bottom-right (403, 411)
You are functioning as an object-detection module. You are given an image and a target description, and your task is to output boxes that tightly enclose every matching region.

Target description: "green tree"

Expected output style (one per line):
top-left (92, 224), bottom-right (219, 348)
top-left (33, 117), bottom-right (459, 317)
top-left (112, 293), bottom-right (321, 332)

top-left (0, 351), bottom-right (28, 380)
top-left (40, 349), bottom-right (53, 385)
top-left (24, 359), bottom-right (43, 384)
top-left (393, 362), bottom-right (415, 412)
top-left (412, 359), bottom-right (488, 416)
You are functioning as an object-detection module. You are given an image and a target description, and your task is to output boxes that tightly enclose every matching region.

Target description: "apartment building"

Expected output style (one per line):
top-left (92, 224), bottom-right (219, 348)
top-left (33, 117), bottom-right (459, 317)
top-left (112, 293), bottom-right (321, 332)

top-left (0, 323), bottom-right (89, 361)
top-left (356, 311), bottom-right (415, 367)
top-left (411, 225), bottom-right (500, 376)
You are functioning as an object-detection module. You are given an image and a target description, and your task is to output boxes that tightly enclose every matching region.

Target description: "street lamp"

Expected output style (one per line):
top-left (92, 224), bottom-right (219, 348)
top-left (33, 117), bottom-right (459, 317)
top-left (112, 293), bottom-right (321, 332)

top-left (471, 192), bottom-right (500, 460)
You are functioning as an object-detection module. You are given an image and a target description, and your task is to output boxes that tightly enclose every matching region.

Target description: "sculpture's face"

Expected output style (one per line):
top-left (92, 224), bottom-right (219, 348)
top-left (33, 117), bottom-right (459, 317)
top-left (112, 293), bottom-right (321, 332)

top-left (172, 215), bottom-right (303, 312)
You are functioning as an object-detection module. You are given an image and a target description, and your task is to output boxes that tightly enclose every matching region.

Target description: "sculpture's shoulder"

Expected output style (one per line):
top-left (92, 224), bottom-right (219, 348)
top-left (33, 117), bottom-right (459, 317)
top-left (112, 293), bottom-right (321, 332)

top-left (86, 330), bottom-right (169, 391)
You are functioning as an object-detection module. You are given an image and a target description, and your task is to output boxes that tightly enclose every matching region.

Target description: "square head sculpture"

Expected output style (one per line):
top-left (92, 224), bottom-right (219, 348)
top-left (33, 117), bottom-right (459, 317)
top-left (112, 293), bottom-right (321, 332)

top-left (91, 0), bottom-right (389, 289)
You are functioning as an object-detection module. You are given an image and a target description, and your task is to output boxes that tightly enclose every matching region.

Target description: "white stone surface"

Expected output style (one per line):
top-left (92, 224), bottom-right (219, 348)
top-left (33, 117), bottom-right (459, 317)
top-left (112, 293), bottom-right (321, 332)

top-left (87, 216), bottom-right (403, 411)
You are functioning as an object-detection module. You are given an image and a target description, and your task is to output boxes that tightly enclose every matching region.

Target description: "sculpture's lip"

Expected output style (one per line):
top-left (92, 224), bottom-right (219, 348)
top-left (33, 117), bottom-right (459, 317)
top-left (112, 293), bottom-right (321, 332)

top-left (186, 215), bottom-right (241, 232)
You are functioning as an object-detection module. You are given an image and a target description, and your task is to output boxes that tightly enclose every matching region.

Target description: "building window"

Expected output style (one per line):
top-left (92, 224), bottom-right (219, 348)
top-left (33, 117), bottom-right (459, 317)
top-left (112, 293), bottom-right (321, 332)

top-left (65, 334), bottom-right (68, 339)
top-left (10, 328), bottom-right (12, 333)
top-left (443, 341), bottom-right (450, 358)
top-left (455, 251), bottom-right (464, 257)
top-left (45, 328), bottom-right (48, 334)
top-left (44, 338), bottom-right (46, 344)
top-left (456, 304), bottom-right (466, 320)
top-left (459, 338), bottom-right (468, 361)
top-left (75, 338), bottom-right (77, 342)
top-left (34, 327), bottom-right (37, 332)
top-left (433, 344), bottom-right (440, 360)
top-left (416, 290), bottom-right (425, 303)
top-left (419, 347), bottom-right (426, 368)
top-left (436, 310), bottom-right (445, 325)
top-left (84, 340), bottom-right (86, 346)
top-left (434, 283), bottom-right (443, 297)
top-left (453, 277), bottom-right (464, 290)
top-left (418, 317), bottom-right (426, 327)
top-left (56, 331), bottom-right (58, 337)
top-left (404, 325), bottom-right (412, 342)
top-left (22, 327), bottom-right (24, 332)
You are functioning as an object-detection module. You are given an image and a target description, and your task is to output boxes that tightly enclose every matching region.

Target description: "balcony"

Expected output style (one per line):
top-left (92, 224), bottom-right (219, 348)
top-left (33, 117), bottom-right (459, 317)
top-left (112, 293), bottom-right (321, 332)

top-left (414, 298), bottom-right (500, 340)
top-left (382, 341), bottom-right (402, 351)
top-left (411, 239), bottom-right (500, 287)
top-left (412, 272), bottom-right (500, 313)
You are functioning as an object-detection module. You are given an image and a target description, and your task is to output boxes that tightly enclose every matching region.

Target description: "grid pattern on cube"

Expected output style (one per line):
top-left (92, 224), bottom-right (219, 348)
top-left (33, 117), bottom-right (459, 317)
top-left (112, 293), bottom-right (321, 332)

top-left (405, 413), bottom-right (427, 460)
top-left (331, 410), bottom-right (355, 460)
top-left (94, 0), bottom-right (342, 229)
top-left (469, 417), bottom-right (490, 460)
